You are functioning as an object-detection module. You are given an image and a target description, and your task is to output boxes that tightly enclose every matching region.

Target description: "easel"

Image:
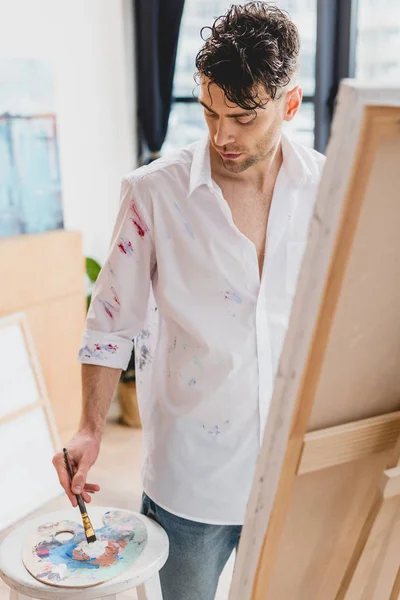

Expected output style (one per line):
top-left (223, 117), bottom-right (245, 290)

top-left (230, 82), bottom-right (400, 600)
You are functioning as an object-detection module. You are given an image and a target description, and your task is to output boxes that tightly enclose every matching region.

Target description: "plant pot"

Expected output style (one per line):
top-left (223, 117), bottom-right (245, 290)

top-left (117, 381), bottom-right (142, 428)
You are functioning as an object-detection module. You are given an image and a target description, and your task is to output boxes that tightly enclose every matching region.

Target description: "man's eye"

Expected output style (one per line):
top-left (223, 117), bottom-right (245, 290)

top-left (205, 110), bottom-right (217, 118)
top-left (236, 116), bottom-right (255, 125)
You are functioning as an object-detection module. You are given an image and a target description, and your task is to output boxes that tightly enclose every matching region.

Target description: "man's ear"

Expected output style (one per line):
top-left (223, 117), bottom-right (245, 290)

top-left (284, 86), bottom-right (303, 122)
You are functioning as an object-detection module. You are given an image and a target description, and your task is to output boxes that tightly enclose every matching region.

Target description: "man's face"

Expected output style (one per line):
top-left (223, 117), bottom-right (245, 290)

top-left (199, 77), bottom-right (302, 174)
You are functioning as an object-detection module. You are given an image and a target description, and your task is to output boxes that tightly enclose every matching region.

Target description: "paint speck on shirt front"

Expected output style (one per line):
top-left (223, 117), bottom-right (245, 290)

top-left (138, 344), bottom-right (152, 370)
top-left (168, 337), bottom-right (177, 353)
top-left (193, 356), bottom-right (203, 368)
top-left (138, 329), bottom-right (150, 341)
top-left (202, 420), bottom-right (230, 438)
top-left (188, 378), bottom-right (196, 386)
top-left (223, 290), bottom-right (242, 304)
top-left (174, 202), bottom-right (195, 239)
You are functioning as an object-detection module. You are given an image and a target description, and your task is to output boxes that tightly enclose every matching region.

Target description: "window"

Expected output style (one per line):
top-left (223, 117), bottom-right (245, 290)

top-left (163, 0), bottom-right (317, 154)
top-left (355, 0), bottom-right (400, 82)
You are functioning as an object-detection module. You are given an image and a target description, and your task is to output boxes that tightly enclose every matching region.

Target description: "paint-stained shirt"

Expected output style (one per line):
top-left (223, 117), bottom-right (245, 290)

top-left (78, 134), bottom-right (325, 524)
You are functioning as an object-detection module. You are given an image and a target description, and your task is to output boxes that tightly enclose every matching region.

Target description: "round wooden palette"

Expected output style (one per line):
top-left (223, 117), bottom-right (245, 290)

top-left (22, 509), bottom-right (148, 588)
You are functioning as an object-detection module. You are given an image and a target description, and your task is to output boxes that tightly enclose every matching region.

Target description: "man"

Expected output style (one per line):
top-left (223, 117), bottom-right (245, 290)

top-left (53, 3), bottom-right (325, 599)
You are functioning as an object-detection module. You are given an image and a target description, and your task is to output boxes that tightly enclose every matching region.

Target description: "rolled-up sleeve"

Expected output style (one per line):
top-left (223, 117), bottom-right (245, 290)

top-left (78, 176), bottom-right (155, 370)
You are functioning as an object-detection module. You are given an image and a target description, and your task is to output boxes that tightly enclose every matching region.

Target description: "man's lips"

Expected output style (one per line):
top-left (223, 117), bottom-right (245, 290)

top-left (220, 151), bottom-right (243, 160)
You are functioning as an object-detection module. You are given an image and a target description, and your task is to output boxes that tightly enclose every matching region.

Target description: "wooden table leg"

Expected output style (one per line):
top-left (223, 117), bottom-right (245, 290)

top-left (9, 591), bottom-right (32, 600)
top-left (137, 573), bottom-right (163, 600)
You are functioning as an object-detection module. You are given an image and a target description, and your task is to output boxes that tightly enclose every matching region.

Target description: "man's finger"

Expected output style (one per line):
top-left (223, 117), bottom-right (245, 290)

top-left (82, 490), bottom-right (92, 503)
top-left (71, 463), bottom-right (90, 494)
top-left (84, 483), bottom-right (100, 492)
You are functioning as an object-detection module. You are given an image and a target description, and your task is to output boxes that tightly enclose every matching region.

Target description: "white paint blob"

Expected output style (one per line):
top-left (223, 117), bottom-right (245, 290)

top-left (76, 539), bottom-right (108, 558)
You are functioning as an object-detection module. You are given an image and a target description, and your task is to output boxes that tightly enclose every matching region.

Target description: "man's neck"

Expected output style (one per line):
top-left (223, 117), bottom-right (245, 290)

top-left (209, 137), bottom-right (284, 194)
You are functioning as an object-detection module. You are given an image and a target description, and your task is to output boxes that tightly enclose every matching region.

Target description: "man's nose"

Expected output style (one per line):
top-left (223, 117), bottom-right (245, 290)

top-left (213, 120), bottom-right (235, 148)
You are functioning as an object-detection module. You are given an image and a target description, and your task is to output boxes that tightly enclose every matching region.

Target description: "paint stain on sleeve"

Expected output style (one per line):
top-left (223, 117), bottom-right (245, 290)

top-left (95, 343), bottom-right (118, 354)
top-left (110, 287), bottom-right (120, 306)
top-left (118, 238), bottom-right (134, 255)
top-left (79, 343), bottom-right (119, 361)
top-left (98, 299), bottom-right (115, 319)
top-left (130, 201), bottom-right (149, 238)
top-left (96, 284), bottom-right (121, 319)
top-left (108, 261), bottom-right (115, 276)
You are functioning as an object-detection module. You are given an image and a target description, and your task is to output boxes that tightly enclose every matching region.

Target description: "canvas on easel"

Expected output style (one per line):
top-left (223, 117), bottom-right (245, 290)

top-left (0, 312), bottom-right (61, 531)
top-left (230, 81), bottom-right (400, 600)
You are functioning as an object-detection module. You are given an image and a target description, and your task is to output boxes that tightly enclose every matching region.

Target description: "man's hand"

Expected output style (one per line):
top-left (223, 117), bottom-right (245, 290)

top-left (52, 431), bottom-right (101, 507)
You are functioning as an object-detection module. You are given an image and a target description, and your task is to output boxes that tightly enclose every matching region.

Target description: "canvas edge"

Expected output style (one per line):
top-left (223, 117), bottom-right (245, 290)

top-left (0, 311), bottom-right (61, 449)
top-left (229, 80), bottom-right (400, 600)
top-left (0, 311), bottom-right (63, 533)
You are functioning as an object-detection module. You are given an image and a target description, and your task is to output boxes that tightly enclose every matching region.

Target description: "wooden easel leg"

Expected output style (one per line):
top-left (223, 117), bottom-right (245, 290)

top-left (336, 463), bottom-right (400, 600)
top-left (366, 504), bottom-right (400, 600)
top-left (389, 565), bottom-right (400, 600)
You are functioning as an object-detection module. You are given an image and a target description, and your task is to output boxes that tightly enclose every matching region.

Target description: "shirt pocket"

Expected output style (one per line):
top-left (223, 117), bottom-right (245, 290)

top-left (286, 240), bottom-right (308, 295)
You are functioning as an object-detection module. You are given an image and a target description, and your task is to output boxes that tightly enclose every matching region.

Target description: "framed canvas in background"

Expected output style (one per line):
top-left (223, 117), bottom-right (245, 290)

top-left (0, 58), bottom-right (63, 238)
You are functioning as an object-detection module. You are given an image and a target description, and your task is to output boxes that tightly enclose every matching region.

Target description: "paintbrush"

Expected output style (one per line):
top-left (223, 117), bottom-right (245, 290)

top-left (63, 448), bottom-right (97, 544)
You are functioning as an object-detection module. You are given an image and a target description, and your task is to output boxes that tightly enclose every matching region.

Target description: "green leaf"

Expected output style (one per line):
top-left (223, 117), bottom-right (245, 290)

top-left (86, 294), bottom-right (92, 312)
top-left (86, 257), bottom-right (102, 282)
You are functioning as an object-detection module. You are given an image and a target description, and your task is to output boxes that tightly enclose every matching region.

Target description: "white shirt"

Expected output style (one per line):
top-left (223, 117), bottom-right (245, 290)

top-left (79, 134), bottom-right (325, 525)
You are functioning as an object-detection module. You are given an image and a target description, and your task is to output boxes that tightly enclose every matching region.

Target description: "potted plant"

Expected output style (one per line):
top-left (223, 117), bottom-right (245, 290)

top-left (85, 258), bottom-right (141, 427)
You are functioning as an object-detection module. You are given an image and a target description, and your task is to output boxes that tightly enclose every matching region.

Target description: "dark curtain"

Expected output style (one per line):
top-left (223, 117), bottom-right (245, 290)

top-left (135, 0), bottom-right (186, 163)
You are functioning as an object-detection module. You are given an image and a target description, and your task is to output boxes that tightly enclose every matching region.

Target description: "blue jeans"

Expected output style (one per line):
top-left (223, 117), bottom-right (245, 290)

top-left (140, 493), bottom-right (242, 600)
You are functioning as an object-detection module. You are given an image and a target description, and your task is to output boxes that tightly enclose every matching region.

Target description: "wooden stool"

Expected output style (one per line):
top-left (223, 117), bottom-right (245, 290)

top-left (0, 507), bottom-right (169, 600)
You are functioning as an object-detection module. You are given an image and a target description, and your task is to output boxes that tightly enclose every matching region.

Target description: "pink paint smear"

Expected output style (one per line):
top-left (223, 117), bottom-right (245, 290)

top-left (118, 239), bottom-right (134, 255)
top-left (110, 287), bottom-right (120, 306)
top-left (130, 201), bottom-right (149, 238)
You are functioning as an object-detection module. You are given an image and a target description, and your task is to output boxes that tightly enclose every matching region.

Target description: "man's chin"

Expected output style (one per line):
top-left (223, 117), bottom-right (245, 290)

top-left (221, 156), bottom-right (251, 173)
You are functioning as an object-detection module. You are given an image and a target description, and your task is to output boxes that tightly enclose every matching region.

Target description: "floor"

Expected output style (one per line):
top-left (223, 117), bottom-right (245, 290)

top-left (0, 408), bottom-right (235, 600)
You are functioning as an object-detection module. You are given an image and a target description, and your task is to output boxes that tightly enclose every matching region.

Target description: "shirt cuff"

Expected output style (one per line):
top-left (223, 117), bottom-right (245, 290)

top-left (78, 329), bottom-right (133, 370)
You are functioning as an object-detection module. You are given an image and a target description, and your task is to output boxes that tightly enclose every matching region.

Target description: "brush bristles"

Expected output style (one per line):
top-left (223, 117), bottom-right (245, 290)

top-left (86, 534), bottom-right (97, 544)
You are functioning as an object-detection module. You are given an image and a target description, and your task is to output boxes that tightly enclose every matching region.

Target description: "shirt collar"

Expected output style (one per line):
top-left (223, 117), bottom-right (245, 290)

top-left (189, 135), bottom-right (213, 196)
top-left (189, 131), bottom-right (314, 196)
top-left (281, 133), bottom-right (314, 187)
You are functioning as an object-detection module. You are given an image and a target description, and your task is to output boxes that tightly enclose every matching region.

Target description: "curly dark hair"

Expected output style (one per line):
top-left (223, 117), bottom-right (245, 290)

top-left (195, 2), bottom-right (300, 110)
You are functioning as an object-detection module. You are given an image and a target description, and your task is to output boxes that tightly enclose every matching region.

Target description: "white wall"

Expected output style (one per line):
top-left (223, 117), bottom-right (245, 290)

top-left (0, 0), bottom-right (137, 264)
